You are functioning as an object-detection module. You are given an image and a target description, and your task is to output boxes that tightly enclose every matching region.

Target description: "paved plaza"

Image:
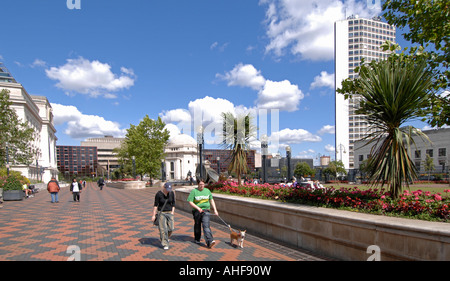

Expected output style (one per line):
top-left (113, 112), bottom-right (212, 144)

top-left (0, 182), bottom-right (331, 261)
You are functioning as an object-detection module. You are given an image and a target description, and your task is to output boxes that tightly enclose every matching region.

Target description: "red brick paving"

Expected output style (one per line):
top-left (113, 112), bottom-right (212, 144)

top-left (0, 182), bottom-right (330, 261)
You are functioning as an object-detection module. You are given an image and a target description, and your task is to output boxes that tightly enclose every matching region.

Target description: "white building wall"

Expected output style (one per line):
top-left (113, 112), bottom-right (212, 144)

top-left (354, 128), bottom-right (450, 177)
top-left (334, 16), bottom-right (395, 169)
top-left (335, 19), bottom-right (350, 169)
top-left (1, 82), bottom-right (58, 182)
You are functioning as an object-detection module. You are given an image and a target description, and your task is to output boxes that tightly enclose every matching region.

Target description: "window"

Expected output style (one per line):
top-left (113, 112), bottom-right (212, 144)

top-left (414, 150), bottom-right (421, 158)
top-left (426, 149), bottom-right (433, 158)
top-left (415, 162), bottom-right (421, 171)
top-left (438, 148), bottom-right (446, 157)
top-left (359, 155), bottom-right (363, 161)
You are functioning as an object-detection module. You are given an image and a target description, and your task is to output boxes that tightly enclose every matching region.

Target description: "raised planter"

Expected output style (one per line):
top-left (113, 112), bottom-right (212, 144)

top-left (3, 190), bottom-right (24, 201)
top-left (106, 181), bottom-right (146, 190)
top-left (175, 186), bottom-right (450, 261)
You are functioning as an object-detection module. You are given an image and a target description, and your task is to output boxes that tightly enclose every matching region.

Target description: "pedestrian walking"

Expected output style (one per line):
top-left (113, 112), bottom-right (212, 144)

top-left (47, 177), bottom-right (60, 203)
top-left (152, 182), bottom-right (176, 250)
top-left (187, 179), bottom-right (218, 248)
top-left (70, 178), bottom-right (83, 202)
top-left (97, 177), bottom-right (105, 190)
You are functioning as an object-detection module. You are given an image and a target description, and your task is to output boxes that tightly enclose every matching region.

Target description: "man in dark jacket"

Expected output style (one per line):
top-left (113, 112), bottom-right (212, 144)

top-left (70, 178), bottom-right (83, 202)
top-left (97, 177), bottom-right (105, 190)
top-left (47, 177), bottom-right (60, 203)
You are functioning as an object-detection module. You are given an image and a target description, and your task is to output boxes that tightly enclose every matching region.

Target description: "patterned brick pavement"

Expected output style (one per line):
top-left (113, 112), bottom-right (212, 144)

top-left (0, 182), bottom-right (330, 261)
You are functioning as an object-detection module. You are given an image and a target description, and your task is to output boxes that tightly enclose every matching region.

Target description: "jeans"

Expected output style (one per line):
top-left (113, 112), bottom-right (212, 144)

top-left (192, 209), bottom-right (214, 246)
top-left (50, 192), bottom-right (59, 203)
top-left (158, 212), bottom-right (174, 247)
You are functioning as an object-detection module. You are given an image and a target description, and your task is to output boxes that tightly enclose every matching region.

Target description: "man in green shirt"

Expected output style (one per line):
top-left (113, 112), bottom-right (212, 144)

top-left (187, 180), bottom-right (219, 248)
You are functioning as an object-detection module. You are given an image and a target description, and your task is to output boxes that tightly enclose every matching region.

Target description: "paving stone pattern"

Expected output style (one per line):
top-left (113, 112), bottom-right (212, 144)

top-left (0, 183), bottom-right (330, 261)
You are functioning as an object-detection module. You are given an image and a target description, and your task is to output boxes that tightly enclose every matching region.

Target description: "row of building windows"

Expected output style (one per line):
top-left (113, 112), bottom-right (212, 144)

top-left (348, 19), bottom-right (395, 30)
top-left (349, 37), bottom-right (391, 45)
top-left (349, 32), bottom-right (394, 41)
top-left (414, 148), bottom-right (447, 158)
top-left (357, 148), bottom-right (447, 162)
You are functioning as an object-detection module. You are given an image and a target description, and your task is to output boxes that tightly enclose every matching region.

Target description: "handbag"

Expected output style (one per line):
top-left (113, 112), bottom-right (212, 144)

top-left (154, 193), bottom-right (169, 226)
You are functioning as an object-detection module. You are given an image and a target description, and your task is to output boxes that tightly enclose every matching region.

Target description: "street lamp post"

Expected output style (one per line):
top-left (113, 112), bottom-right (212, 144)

top-left (5, 142), bottom-right (9, 176)
top-left (216, 156), bottom-right (220, 175)
top-left (132, 156), bottom-right (136, 180)
top-left (261, 134), bottom-right (268, 184)
top-left (197, 126), bottom-right (204, 181)
top-left (161, 160), bottom-right (166, 181)
top-left (338, 143), bottom-right (346, 162)
top-left (286, 145), bottom-right (291, 181)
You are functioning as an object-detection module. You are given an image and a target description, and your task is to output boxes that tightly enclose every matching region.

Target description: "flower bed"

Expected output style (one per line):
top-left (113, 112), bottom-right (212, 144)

top-left (207, 181), bottom-right (450, 222)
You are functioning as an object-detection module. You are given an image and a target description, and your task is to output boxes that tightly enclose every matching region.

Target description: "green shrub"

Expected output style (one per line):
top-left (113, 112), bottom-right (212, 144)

top-left (0, 174), bottom-right (24, 191)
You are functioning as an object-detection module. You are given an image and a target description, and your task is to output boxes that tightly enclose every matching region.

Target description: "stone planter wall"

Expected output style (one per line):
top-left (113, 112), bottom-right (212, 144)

top-left (106, 181), bottom-right (146, 190)
top-left (2, 190), bottom-right (24, 201)
top-left (175, 186), bottom-right (450, 261)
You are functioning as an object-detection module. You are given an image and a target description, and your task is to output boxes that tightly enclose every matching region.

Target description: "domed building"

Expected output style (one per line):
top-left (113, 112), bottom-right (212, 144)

top-left (163, 133), bottom-right (198, 180)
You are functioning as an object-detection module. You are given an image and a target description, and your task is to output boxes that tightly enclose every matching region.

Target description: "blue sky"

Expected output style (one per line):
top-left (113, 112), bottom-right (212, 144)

top-left (0, 0), bottom-right (423, 163)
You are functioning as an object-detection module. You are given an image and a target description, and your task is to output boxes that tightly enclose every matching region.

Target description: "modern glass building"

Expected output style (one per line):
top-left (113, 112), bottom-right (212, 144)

top-left (334, 15), bottom-right (396, 169)
top-left (0, 62), bottom-right (17, 83)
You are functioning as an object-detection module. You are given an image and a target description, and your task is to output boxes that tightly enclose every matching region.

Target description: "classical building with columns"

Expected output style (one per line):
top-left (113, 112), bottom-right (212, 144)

top-left (163, 133), bottom-right (198, 180)
top-left (1, 62), bottom-right (58, 182)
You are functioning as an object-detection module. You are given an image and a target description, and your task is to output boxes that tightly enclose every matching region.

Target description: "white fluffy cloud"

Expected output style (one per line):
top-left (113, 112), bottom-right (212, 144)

top-left (160, 96), bottom-right (258, 145)
top-left (46, 57), bottom-right (135, 98)
top-left (261, 0), bottom-right (380, 61)
top-left (217, 63), bottom-right (304, 112)
top-left (51, 103), bottom-right (126, 139)
top-left (216, 63), bottom-right (266, 90)
top-left (271, 128), bottom-right (322, 144)
top-left (317, 125), bottom-right (335, 135)
top-left (325, 144), bottom-right (335, 152)
top-left (256, 79), bottom-right (303, 112)
top-left (310, 71), bottom-right (335, 89)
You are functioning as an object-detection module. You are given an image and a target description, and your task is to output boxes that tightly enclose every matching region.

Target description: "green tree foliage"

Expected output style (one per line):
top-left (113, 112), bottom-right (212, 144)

top-left (322, 160), bottom-right (347, 180)
top-left (338, 56), bottom-right (434, 198)
top-left (221, 112), bottom-right (256, 184)
top-left (117, 115), bottom-right (169, 180)
top-left (293, 162), bottom-right (314, 178)
top-left (383, 0), bottom-right (450, 127)
top-left (0, 89), bottom-right (37, 166)
top-left (423, 154), bottom-right (435, 181)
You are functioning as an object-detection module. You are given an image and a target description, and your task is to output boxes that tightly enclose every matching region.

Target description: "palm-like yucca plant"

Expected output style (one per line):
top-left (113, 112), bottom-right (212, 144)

top-left (353, 57), bottom-right (434, 198)
top-left (221, 112), bottom-right (256, 184)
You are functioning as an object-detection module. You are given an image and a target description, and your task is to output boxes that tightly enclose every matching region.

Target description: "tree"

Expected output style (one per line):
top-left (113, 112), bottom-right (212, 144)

top-left (293, 162), bottom-right (314, 179)
top-left (382, 0), bottom-right (450, 127)
top-left (322, 160), bottom-right (347, 181)
top-left (423, 154), bottom-right (435, 181)
top-left (338, 56), bottom-right (434, 198)
top-left (117, 115), bottom-right (169, 181)
top-left (221, 112), bottom-right (256, 184)
top-left (0, 89), bottom-right (37, 166)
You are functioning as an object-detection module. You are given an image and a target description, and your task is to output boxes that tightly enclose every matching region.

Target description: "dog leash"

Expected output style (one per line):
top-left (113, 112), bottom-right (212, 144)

top-left (216, 214), bottom-right (235, 232)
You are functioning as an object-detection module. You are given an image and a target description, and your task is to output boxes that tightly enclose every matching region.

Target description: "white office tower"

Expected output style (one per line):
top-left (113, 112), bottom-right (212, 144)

top-left (334, 15), bottom-right (396, 169)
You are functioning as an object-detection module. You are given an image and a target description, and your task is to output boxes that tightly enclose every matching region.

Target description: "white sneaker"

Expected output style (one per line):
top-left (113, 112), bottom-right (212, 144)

top-left (163, 246), bottom-right (169, 250)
